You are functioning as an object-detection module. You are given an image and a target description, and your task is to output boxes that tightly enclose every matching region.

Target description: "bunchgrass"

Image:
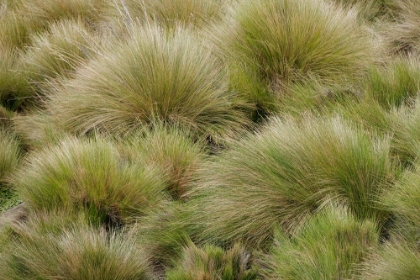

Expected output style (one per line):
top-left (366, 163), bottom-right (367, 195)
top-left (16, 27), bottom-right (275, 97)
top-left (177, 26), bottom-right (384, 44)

top-left (331, 0), bottom-right (392, 21)
top-left (0, 129), bottom-right (22, 185)
top-left (12, 137), bottom-right (169, 227)
top-left (390, 98), bottom-right (420, 165)
top-left (261, 205), bottom-right (378, 279)
top-left (364, 56), bottom-right (420, 109)
top-left (210, 0), bottom-right (379, 114)
top-left (48, 24), bottom-right (249, 142)
top-left (135, 201), bottom-right (195, 271)
top-left (383, 0), bottom-right (420, 55)
top-left (121, 123), bottom-right (206, 200)
top-left (21, 19), bottom-right (100, 97)
top-left (0, 214), bottom-right (153, 279)
top-left (380, 161), bottom-right (420, 242)
top-left (165, 242), bottom-right (258, 280)
top-left (0, 47), bottom-right (31, 111)
top-left (190, 116), bottom-right (393, 248)
top-left (19, 0), bottom-right (109, 30)
top-left (360, 239), bottom-right (420, 280)
top-left (105, 0), bottom-right (225, 29)
top-left (12, 111), bottom-right (69, 150)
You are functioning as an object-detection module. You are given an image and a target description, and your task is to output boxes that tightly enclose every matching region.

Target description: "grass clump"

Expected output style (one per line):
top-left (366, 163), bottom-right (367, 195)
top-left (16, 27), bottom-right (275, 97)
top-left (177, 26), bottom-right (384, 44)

top-left (0, 216), bottom-right (153, 280)
top-left (166, 242), bottom-right (258, 280)
top-left (212, 0), bottom-right (378, 114)
top-left (12, 111), bottom-right (68, 150)
top-left (48, 24), bottom-right (248, 142)
top-left (390, 98), bottom-right (420, 165)
top-left (383, 0), bottom-right (420, 55)
top-left (135, 201), bottom-right (196, 272)
top-left (380, 161), bottom-right (420, 242)
top-left (12, 137), bottom-right (169, 227)
top-left (360, 239), bottom-right (420, 280)
top-left (106, 0), bottom-right (225, 29)
top-left (364, 56), bottom-right (420, 110)
top-left (261, 205), bottom-right (378, 279)
top-left (0, 129), bottom-right (22, 185)
top-left (191, 116), bottom-right (392, 248)
top-left (0, 48), bottom-right (31, 111)
top-left (121, 123), bottom-right (206, 200)
top-left (21, 19), bottom-right (99, 99)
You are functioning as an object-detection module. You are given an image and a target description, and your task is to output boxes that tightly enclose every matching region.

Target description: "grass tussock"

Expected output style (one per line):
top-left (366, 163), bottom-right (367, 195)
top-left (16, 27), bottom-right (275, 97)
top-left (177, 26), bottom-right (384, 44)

top-left (380, 162), bottom-right (420, 242)
top-left (135, 202), bottom-right (195, 270)
top-left (21, 19), bottom-right (100, 98)
top-left (121, 123), bottom-right (206, 200)
top-left (0, 48), bottom-right (31, 111)
top-left (383, 0), bottom-right (420, 55)
top-left (165, 242), bottom-right (258, 280)
top-left (12, 111), bottom-right (68, 150)
top-left (0, 129), bottom-right (22, 184)
top-left (191, 116), bottom-right (392, 248)
top-left (390, 98), bottom-right (420, 165)
top-left (48, 24), bottom-right (249, 142)
top-left (364, 56), bottom-right (420, 110)
top-left (261, 205), bottom-right (378, 279)
top-left (211, 0), bottom-right (378, 113)
top-left (0, 216), bottom-right (153, 280)
top-left (360, 239), bottom-right (420, 280)
top-left (12, 137), bottom-right (169, 227)
top-left (106, 0), bottom-right (225, 29)
top-left (331, 0), bottom-right (392, 21)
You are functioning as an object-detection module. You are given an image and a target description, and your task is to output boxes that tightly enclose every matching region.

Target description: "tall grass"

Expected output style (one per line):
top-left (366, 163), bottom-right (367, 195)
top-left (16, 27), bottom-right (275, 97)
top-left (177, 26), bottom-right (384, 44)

top-left (21, 19), bottom-right (100, 98)
top-left (383, 0), bottom-right (420, 55)
top-left (261, 205), bottom-right (378, 279)
top-left (121, 123), bottom-right (206, 200)
top-left (105, 0), bottom-right (225, 29)
top-left (331, 0), bottom-right (392, 21)
top-left (135, 201), bottom-right (195, 271)
top-left (48, 24), bottom-right (249, 142)
top-left (360, 239), bottom-right (420, 280)
top-left (12, 137), bottom-right (169, 227)
top-left (364, 56), bottom-right (420, 110)
top-left (210, 0), bottom-right (378, 114)
top-left (0, 217), bottom-right (153, 279)
top-left (0, 129), bottom-right (22, 184)
top-left (0, 48), bottom-right (31, 111)
top-left (380, 162), bottom-right (420, 242)
top-left (12, 111), bottom-right (68, 150)
top-left (190, 116), bottom-right (393, 248)
top-left (390, 98), bottom-right (420, 165)
top-left (166, 242), bottom-right (258, 280)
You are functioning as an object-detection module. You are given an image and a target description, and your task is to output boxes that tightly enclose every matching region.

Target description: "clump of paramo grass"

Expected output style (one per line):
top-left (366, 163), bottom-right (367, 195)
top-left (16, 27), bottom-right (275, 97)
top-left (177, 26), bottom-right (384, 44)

top-left (21, 19), bottom-right (100, 97)
top-left (364, 56), bottom-right (420, 110)
top-left (331, 0), bottom-right (392, 21)
top-left (383, 0), bottom-right (420, 55)
top-left (190, 116), bottom-right (393, 248)
top-left (0, 129), bottom-right (22, 185)
top-left (0, 47), bottom-right (31, 111)
top-left (390, 98), bottom-right (420, 165)
top-left (121, 123), bottom-right (206, 200)
top-left (12, 111), bottom-right (69, 150)
top-left (135, 201), bottom-right (196, 270)
top-left (12, 137), bottom-right (169, 227)
top-left (165, 242), bottom-right (258, 280)
top-left (360, 239), bottom-right (420, 280)
top-left (380, 161), bottom-right (420, 242)
top-left (261, 205), bottom-right (378, 279)
top-left (210, 0), bottom-right (379, 114)
top-left (0, 216), bottom-right (153, 279)
top-left (48, 24), bottom-right (249, 143)
top-left (105, 0), bottom-right (225, 29)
